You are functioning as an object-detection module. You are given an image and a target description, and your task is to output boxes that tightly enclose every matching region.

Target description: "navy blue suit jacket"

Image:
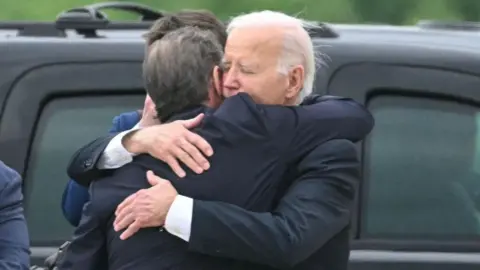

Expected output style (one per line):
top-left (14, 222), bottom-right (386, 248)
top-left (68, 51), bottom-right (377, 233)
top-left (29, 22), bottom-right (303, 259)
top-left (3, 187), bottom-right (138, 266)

top-left (0, 161), bottom-right (30, 270)
top-left (61, 93), bottom-right (373, 270)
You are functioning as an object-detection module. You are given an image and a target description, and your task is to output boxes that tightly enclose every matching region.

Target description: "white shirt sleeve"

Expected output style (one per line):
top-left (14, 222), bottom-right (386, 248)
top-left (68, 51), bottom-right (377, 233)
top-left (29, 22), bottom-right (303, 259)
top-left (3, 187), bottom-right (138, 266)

top-left (96, 123), bottom-right (142, 169)
top-left (164, 195), bottom-right (194, 242)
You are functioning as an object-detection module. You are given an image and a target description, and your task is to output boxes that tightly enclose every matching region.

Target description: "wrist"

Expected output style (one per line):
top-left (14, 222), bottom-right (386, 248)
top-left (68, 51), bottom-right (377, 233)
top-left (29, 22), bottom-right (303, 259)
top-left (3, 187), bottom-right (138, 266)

top-left (162, 194), bottom-right (177, 225)
top-left (164, 195), bottom-right (193, 242)
top-left (167, 194), bottom-right (179, 211)
top-left (122, 130), bottom-right (145, 154)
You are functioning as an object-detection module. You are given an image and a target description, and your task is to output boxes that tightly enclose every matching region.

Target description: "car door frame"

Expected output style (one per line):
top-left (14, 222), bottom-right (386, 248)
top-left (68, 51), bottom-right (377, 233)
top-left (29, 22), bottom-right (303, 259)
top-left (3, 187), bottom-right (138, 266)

top-left (327, 63), bottom-right (480, 269)
top-left (0, 61), bottom-right (144, 265)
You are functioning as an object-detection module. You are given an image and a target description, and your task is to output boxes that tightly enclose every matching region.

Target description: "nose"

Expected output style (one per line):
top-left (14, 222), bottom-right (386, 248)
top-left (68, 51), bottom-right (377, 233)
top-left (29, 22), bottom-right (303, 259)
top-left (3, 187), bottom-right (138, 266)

top-left (222, 69), bottom-right (240, 96)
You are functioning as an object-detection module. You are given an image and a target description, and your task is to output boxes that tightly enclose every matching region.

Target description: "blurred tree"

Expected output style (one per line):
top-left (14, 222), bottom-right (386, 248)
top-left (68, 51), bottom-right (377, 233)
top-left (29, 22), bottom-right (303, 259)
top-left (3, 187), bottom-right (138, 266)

top-left (447, 0), bottom-right (480, 21)
top-left (0, 0), bottom-right (479, 25)
top-left (405, 0), bottom-right (460, 25)
top-left (349, 0), bottom-right (417, 24)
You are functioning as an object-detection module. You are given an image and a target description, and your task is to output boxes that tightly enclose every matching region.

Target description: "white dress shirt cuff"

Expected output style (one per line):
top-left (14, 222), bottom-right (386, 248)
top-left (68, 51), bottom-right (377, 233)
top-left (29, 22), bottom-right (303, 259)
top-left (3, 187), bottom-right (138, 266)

top-left (164, 195), bottom-right (193, 242)
top-left (96, 125), bottom-right (141, 169)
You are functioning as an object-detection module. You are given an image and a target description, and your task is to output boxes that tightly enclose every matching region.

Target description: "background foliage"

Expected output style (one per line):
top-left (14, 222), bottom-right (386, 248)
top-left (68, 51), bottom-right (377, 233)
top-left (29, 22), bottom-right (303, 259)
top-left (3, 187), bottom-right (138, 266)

top-left (2, 0), bottom-right (480, 25)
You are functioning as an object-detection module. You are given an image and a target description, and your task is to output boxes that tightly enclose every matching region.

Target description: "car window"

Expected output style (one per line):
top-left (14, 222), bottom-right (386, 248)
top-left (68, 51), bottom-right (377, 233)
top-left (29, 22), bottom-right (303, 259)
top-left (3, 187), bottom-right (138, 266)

top-left (363, 95), bottom-right (480, 239)
top-left (24, 95), bottom-right (143, 245)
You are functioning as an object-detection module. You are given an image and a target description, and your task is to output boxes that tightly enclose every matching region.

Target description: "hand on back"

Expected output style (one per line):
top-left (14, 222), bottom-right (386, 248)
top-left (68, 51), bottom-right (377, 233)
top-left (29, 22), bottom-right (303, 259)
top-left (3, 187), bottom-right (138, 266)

top-left (124, 113), bottom-right (213, 177)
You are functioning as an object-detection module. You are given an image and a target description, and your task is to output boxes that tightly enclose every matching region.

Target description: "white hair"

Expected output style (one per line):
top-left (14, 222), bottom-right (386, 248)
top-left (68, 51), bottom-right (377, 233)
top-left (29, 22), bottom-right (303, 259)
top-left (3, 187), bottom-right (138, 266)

top-left (227, 10), bottom-right (317, 101)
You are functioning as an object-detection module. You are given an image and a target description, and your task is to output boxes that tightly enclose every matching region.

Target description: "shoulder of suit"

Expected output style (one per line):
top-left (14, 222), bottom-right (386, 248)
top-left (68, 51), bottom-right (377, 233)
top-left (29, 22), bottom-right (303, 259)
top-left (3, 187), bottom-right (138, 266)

top-left (0, 160), bottom-right (21, 191)
top-left (306, 139), bottom-right (357, 159)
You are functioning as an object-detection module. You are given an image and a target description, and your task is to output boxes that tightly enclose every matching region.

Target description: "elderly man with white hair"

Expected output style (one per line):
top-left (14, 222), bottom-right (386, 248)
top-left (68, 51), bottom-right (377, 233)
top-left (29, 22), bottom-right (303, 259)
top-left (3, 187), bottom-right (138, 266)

top-left (67, 10), bottom-right (372, 270)
top-left (223, 10), bottom-right (317, 104)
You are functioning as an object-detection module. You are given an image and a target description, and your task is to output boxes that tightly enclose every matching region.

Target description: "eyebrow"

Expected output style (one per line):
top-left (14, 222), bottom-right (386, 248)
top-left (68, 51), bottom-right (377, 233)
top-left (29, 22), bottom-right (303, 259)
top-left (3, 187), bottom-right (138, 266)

top-left (221, 59), bottom-right (260, 70)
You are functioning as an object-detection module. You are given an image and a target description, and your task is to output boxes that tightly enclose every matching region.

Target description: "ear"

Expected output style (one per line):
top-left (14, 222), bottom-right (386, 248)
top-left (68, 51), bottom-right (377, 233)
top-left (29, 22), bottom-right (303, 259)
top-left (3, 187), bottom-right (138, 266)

top-left (285, 65), bottom-right (305, 99)
top-left (212, 65), bottom-right (223, 96)
top-left (207, 66), bottom-right (224, 108)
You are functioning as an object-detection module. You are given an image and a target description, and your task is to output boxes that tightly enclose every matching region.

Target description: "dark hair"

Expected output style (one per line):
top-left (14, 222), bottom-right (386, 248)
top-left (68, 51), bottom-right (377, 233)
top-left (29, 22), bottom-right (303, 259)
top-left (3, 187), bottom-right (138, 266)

top-left (143, 10), bottom-right (227, 48)
top-left (143, 26), bottom-right (223, 122)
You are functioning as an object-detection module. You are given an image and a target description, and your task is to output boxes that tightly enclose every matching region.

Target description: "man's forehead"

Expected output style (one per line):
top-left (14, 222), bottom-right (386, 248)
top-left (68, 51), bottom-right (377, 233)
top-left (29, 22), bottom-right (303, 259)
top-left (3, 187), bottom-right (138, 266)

top-left (224, 28), bottom-right (283, 60)
top-left (228, 27), bottom-right (283, 45)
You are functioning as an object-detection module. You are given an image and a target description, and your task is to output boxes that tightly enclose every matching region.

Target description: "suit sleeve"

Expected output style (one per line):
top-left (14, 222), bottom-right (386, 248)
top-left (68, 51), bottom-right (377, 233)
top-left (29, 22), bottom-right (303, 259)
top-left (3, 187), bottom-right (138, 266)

top-left (287, 97), bottom-right (373, 162)
top-left (59, 199), bottom-right (107, 269)
top-left (188, 139), bottom-right (359, 269)
top-left (66, 111), bottom-right (141, 186)
top-left (0, 163), bottom-right (30, 270)
top-left (293, 96), bottom-right (374, 143)
top-left (261, 96), bottom-right (373, 150)
top-left (213, 93), bottom-right (373, 149)
top-left (66, 134), bottom-right (117, 187)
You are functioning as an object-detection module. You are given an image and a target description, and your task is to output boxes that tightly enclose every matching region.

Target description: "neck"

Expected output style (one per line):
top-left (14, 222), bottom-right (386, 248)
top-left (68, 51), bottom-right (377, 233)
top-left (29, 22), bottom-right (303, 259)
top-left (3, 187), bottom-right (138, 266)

top-left (162, 104), bottom-right (207, 123)
top-left (284, 97), bottom-right (299, 106)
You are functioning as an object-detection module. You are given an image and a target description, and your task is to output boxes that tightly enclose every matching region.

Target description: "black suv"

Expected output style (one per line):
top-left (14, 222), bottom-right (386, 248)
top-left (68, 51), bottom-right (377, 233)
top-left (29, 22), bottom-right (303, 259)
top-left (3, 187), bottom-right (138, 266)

top-left (0, 3), bottom-right (479, 270)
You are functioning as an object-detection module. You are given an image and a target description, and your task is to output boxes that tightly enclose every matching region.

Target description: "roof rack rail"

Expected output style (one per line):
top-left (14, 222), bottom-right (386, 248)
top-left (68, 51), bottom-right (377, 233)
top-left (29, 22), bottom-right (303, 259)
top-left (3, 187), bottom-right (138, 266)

top-left (54, 1), bottom-right (163, 37)
top-left (307, 22), bottom-right (338, 38)
top-left (3, 2), bottom-right (337, 39)
top-left (0, 22), bottom-right (66, 37)
top-left (417, 20), bottom-right (480, 31)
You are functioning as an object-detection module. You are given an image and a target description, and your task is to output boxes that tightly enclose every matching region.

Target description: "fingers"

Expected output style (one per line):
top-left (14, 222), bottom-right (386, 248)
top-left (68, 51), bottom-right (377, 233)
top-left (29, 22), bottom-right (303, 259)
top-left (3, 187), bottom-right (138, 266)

top-left (164, 155), bottom-right (186, 178)
top-left (115, 194), bottom-right (135, 216)
top-left (186, 131), bottom-right (213, 157)
top-left (181, 114), bottom-right (204, 129)
top-left (114, 210), bottom-right (134, 232)
top-left (179, 137), bottom-right (210, 171)
top-left (170, 142), bottom-right (203, 175)
top-left (145, 116), bottom-right (213, 177)
top-left (162, 129), bottom-right (211, 176)
top-left (146, 170), bottom-right (163, 186)
top-left (119, 220), bottom-right (141, 240)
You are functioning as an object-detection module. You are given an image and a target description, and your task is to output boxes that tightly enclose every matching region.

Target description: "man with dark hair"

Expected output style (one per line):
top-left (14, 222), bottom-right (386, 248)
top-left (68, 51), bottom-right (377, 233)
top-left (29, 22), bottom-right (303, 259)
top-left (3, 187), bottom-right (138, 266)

top-left (143, 29), bottom-right (224, 121)
top-left (60, 20), bottom-right (372, 269)
top-left (61, 10), bottom-right (227, 227)
top-left (143, 10), bottom-right (227, 47)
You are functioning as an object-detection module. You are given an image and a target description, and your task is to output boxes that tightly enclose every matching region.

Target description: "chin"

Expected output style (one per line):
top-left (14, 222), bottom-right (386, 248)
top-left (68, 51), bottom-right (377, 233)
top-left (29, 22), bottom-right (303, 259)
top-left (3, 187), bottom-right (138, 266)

top-left (223, 90), bottom-right (240, 98)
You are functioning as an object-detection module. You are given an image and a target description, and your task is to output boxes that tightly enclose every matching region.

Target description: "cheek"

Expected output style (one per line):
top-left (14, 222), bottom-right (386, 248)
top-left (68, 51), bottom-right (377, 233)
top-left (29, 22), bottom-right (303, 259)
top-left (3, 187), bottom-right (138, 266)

top-left (248, 75), bottom-right (286, 103)
top-left (261, 76), bottom-right (288, 102)
top-left (239, 78), bottom-right (263, 97)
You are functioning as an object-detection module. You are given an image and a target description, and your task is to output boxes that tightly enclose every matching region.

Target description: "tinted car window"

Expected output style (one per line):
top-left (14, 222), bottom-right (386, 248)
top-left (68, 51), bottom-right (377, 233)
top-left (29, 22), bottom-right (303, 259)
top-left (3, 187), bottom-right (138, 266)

top-left (363, 95), bottom-right (480, 239)
top-left (24, 95), bottom-right (143, 245)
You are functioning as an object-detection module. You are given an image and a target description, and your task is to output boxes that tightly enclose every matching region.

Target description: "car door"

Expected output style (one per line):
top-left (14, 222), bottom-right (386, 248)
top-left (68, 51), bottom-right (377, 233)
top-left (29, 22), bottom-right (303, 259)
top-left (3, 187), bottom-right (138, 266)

top-left (328, 63), bottom-right (480, 270)
top-left (0, 61), bottom-right (145, 266)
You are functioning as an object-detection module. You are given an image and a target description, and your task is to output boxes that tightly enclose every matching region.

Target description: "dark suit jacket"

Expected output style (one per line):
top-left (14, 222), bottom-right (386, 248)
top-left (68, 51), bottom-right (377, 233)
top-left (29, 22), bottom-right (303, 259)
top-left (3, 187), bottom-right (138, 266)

top-left (65, 94), bottom-right (373, 270)
top-left (190, 139), bottom-right (358, 270)
top-left (62, 111), bottom-right (141, 226)
top-left (0, 161), bottom-right (30, 270)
